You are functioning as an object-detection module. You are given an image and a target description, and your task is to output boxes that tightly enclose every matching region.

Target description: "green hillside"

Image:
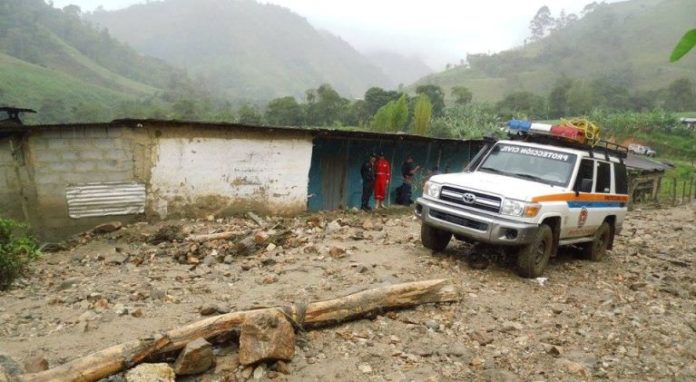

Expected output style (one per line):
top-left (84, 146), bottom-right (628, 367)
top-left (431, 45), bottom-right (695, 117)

top-left (0, 0), bottom-right (186, 123)
top-left (413, 0), bottom-right (696, 102)
top-left (87, 0), bottom-right (393, 100)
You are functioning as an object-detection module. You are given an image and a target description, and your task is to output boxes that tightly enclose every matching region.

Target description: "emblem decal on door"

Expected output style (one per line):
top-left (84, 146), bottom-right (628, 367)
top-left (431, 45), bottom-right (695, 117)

top-left (578, 207), bottom-right (589, 228)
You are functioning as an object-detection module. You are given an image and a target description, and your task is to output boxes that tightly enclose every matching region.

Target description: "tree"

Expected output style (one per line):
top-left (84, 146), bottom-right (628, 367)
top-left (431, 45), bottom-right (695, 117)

top-left (265, 96), bottom-right (304, 126)
top-left (413, 95), bottom-right (432, 136)
top-left (416, 84), bottom-right (445, 117)
top-left (496, 91), bottom-right (547, 119)
top-left (451, 86), bottom-right (473, 106)
top-left (529, 6), bottom-right (554, 41)
top-left (364, 87), bottom-right (401, 116)
top-left (566, 81), bottom-right (595, 115)
top-left (305, 84), bottom-right (349, 126)
top-left (237, 105), bottom-right (264, 125)
top-left (548, 77), bottom-right (574, 118)
top-left (664, 78), bottom-right (696, 111)
top-left (372, 94), bottom-right (409, 133)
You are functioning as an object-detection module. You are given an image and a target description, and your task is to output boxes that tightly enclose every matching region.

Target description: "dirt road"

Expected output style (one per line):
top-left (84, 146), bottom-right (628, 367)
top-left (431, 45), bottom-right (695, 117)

top-left (1, 204), bottom-right (694, 381)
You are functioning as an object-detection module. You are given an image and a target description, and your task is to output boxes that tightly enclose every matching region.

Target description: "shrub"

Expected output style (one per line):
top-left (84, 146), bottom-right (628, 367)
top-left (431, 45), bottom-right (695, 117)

top-left (0, 218), bottom-right (40, 290)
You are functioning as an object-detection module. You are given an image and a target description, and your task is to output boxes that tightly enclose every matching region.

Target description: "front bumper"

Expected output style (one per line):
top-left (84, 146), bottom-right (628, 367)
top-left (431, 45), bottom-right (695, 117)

top-left (415, 197), bottom-right (539, 246)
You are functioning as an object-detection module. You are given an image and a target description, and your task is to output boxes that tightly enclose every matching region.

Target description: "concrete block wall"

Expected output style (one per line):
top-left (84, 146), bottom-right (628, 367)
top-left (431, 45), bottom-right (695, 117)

top-left (0, 137), bottom-right (25, 221)
top-left (26, 125), bottom-right (137, 238)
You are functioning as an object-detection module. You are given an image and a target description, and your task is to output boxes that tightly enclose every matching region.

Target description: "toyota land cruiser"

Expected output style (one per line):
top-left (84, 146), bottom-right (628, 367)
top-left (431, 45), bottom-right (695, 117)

top-left (415, 121), bottom-right (629, 278)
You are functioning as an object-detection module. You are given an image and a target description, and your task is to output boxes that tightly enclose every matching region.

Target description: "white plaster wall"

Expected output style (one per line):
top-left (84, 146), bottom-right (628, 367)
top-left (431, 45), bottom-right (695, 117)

top-left (150, 136), bottom-right (313, 216)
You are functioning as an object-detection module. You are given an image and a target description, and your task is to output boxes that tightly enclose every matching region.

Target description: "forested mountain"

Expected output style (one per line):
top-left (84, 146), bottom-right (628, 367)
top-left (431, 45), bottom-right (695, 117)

top-left (412, 0), bottom-right (696, 103)
top-left (0, 0), bottom-right (188, 123)
top-left (88, 0), bottom-right (393, 100)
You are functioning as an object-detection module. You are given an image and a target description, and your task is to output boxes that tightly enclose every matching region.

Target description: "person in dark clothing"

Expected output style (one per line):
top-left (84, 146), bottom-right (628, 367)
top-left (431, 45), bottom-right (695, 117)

top-left (360, 154), bottom-right (377, 211)
top-left (397, 155), bottom-right (420, 205)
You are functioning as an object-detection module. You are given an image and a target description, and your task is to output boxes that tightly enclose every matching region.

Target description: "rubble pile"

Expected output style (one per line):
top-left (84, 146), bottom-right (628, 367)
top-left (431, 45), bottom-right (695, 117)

top-left (0, 205), bottom-right (694, 381)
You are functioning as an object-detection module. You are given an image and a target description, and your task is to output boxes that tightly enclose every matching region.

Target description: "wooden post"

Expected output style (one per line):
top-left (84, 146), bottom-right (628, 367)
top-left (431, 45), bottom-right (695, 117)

top-left (672, 178), bottom-right (678, 206)
top-left (682, 179), bottom-right (687, 204)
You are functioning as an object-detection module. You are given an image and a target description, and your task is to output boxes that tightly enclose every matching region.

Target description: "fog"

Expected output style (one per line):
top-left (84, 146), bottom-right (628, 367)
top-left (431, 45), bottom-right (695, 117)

top-left (51, 0), bottom-right (616, 69)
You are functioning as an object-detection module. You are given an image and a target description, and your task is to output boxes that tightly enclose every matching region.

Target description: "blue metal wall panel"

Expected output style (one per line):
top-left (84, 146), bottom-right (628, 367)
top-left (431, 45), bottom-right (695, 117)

top-left (308, 137), bottom-right (481, 211)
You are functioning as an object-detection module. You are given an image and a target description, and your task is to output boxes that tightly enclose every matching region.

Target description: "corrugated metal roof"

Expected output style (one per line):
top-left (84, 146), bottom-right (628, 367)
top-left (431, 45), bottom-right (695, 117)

top-left (0, 118), bottom-right (479, 144)
top-left (66, 182), bottom-right (146, 218)
top-left (625, 153), bottom-right (671, 172)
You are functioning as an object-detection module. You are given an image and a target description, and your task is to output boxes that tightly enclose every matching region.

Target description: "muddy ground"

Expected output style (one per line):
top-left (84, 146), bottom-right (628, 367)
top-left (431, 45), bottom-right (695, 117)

top-left (1, 204), bottom-right (695, 381)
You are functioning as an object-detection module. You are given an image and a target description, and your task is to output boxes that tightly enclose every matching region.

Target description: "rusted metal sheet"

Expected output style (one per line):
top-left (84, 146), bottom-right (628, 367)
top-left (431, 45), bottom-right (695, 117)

top-left (66, 182), bottom-right (146, 218)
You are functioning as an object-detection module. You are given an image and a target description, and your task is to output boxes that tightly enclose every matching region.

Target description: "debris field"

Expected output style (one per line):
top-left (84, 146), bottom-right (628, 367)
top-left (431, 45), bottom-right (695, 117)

top-left (0, 204), bottom-right (695, 381)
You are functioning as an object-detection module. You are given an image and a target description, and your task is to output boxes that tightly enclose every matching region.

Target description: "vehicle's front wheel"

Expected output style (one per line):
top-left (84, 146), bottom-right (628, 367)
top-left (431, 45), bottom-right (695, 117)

top-left (516, 224), bottom-right (553, 278)
top-left (421, 224), bottom-right (452, 252)
top-left (582, 221), bottom-right (612, 261)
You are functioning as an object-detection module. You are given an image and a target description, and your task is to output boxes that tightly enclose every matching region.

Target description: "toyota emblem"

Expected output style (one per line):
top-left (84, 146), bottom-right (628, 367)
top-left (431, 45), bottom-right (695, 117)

top-left (462, 193), bottom-right (477, 204)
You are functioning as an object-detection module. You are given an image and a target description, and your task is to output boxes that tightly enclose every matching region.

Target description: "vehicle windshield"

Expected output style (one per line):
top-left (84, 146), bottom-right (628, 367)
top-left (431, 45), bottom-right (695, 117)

top-left (478, 143), bottom-right (577, 187)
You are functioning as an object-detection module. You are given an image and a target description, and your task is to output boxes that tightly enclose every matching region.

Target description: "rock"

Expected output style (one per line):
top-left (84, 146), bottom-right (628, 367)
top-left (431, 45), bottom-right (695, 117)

top-left (241, 366), bottom-right (254, 380)
top-left (0, 353), bottom-right (22, 377)
top-left (126, 363), bottom-right (175, 382)
top-left (501, 321), bottom-right (523, 332)
top-left (200, 304), bottom-right (226, 316)
top-left (425, 320), bottom-right (439, 331)
top-left (58, 278), bottom-right (80, 290)
top-left (23, 356), bottom-right (48, 373)
top-left (173, 338), bottom-right (215, 375)
top-left (325, 220), bottom-right (342, 233)
top-left (254, 232), bottom-right (270, 245)
top-left (447, 344), bottom-right (472, 361)
top-left (541, 343), bottom-right (563, 357)
top-left (549, 304), bottom-right (566, 314)
top-left (358, 363), bottom-right (373, 374)
top-left (203, 255), bottom-right (217, 267)
top-left (224, 255), bottom-right (234, 264)
top-left (214, 354), bottom-right (240, 374)
top-left (556, 359), bottom-right (588, 376)
top-left (271, 360), bottom-right (290, 375)
top-left (266, 243), bottom-right (277, 252)
top-left (483, 369), bottom-right (521, 382)
top-left (92, 221), bottom-right (122, 234)
top-left (329, 247), bottom-right (346, 258)
top-left (131, 308), bottom-right (144, 318)
top-left (239, 310), bottom-right (295, 365)
top-left (471, 330), bottom-right (494, 346)
top-left (114, 304), bottom-right (128, 316)
top-left (362, 220), bottom-right (374, 230)
top-left (104, 252), bottom-right (129, 265)
top-left (253, 364), bottom-right (266, 380)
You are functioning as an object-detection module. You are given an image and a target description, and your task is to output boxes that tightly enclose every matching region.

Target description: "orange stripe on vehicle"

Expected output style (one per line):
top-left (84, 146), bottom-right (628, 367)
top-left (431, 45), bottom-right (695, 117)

top-left (532, 193), bottom-right (630, 203)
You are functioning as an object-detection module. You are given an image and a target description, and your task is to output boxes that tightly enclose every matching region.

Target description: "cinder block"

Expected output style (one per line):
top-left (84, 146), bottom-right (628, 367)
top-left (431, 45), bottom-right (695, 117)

top-left (34, 173), bottom-right (63, 186)
top-left (107, 127), bottom-right (124, 138)
top-left (76, 149), bottom-right (104, 161)
top-left (61, 151), bottom-right (80, 161)
top-left (101, 171), bottom-right (134, 182)
top-left (47, 139), bottom-right (70, 150)
top-left (45, 161), bottom-right (74, 173)
top-left (74, 161), bottom-right (97, 172)
top-left (33, 150), bottom-right (62, 163)
top-left (85, 126), bottom-right (109, 138)
top-left (90, 138), bottom-right (118, 150)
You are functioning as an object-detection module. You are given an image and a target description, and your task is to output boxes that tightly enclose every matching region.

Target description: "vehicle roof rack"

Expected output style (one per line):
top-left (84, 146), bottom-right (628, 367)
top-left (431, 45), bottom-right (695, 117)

top-left (508, 130), bottom-right (628, 161)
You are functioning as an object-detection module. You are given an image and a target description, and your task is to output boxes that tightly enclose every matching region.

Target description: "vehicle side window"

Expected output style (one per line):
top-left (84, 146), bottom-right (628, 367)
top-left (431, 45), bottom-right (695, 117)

top-left (596, 162), bottom-right (611, 193)
top-left (575, 159), bottom-right (594, 193)
top-left (614, 163), bottom-right (628, 194)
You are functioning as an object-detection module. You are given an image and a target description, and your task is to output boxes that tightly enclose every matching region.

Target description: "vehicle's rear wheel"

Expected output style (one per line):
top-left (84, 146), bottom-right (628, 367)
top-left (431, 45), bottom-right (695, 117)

top-left (582, 221), bottom-right (612, 261)
top-left (516, 224), bottom-right (553, 278)
top-left (421, 224), bottom-right (452, 252)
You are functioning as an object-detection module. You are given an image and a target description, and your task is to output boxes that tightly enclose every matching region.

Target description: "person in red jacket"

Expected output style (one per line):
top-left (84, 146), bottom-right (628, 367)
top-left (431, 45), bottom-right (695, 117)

top-left (374, 152), bottom-right (391, 208)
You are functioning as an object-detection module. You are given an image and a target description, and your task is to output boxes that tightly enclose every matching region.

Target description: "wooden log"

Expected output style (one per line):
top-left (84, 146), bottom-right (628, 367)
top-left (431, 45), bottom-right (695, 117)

top-left (186, 231), bottom-right (243, 242)
top-left (19, 279), bottom-right (458, 382)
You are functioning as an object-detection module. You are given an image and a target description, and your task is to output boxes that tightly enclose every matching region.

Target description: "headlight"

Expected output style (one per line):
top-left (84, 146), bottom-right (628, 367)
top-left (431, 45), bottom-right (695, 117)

top-left (501, 199), bottom-right (540, 217)
top-left (424, 181), bottom-right (442, 198)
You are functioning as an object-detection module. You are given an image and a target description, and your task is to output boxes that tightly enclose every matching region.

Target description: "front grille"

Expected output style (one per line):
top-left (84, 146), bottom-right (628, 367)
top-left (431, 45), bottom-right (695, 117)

top-left (439, 186), bottom-right (501, 213)
top-left (430, 210), bottom-right (488, 231)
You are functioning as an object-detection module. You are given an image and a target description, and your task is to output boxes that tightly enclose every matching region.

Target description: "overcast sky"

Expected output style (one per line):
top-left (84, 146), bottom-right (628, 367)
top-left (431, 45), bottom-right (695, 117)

top-left (51, 0), bottom-right (616, 69)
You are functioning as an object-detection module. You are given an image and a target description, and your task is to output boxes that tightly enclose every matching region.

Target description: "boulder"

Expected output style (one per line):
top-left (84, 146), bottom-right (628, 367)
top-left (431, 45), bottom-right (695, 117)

top-left (23, 356), bottom-right (48, 373)
top-left (125, 363), bottom-right (175, 382)
top-left (239, 310), bottom-right (295, 365)
top-left (173, 338), bottom-right (214, 375)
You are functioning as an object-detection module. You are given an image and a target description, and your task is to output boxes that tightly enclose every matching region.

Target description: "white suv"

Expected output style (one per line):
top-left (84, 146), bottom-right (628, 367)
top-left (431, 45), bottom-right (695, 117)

top-left (415, 136), bottom-right (629, 277)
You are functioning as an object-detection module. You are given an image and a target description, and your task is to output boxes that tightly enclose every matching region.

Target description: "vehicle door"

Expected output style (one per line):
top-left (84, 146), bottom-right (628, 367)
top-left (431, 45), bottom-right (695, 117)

top-left (564, 158), bottom-right (595, 238)
top-left (584, 160), bottom-right (614, 233)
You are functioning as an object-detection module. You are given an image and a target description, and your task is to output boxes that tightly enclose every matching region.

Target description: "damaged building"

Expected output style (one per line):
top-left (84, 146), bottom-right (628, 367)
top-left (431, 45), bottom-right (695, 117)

top-left (0, 120), bottom-right (482, 240)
